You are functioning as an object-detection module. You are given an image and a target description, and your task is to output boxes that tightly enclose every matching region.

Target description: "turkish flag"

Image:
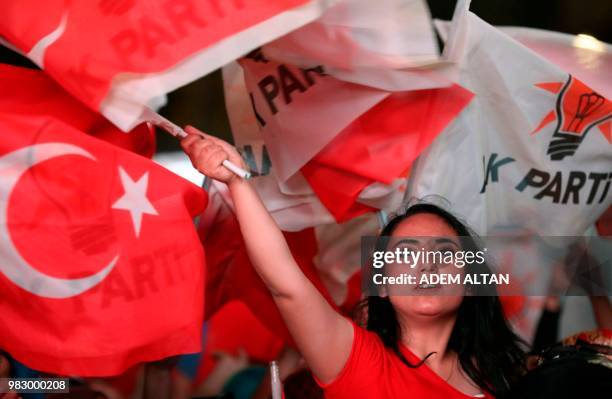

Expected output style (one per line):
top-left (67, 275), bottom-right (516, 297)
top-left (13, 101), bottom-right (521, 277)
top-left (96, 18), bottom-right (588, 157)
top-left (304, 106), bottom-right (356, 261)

top-left (0, 64), bottom-right (155, 158)
top-left (0, 112), bottom-right (207, 376)
top-left (301, 85), bottom-right (474, 222)
top-left (0, 0), bottom-right (332, 130)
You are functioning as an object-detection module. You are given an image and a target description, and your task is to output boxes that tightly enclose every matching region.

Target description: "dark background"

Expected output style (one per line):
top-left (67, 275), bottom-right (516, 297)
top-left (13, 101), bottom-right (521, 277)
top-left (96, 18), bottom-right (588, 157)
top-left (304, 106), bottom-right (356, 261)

top-left (1, 0), bottom-right (610, 152)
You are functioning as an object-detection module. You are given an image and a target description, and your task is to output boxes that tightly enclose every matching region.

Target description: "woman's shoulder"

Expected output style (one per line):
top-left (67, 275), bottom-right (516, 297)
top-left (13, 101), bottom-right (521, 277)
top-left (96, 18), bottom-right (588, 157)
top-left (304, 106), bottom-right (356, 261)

top-left (316, 321), bottom-right (387, 387)
top-left (350, 321), bottom-right (391, 357)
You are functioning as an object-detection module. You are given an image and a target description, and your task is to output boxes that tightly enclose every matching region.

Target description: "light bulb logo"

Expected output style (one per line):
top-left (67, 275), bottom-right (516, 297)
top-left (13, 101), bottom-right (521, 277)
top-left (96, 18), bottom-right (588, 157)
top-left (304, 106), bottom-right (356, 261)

top-left (532, 75), bottom-right (611, 161)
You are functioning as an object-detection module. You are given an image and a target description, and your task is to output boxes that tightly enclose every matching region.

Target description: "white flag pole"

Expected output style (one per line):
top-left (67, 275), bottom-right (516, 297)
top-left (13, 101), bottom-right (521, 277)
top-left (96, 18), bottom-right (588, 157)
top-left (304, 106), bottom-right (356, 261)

top-left (146, 110), bottom-right (251, 180)
top-left (270, 360), bottom-right (282, 399)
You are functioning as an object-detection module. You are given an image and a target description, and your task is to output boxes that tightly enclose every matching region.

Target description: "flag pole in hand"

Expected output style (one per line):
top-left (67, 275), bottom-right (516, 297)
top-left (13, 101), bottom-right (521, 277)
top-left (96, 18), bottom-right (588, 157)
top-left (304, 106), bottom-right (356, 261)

top-left (270, 360), bottom-right (283, 399)
top-left (146, 109), bottom-right (251, 180)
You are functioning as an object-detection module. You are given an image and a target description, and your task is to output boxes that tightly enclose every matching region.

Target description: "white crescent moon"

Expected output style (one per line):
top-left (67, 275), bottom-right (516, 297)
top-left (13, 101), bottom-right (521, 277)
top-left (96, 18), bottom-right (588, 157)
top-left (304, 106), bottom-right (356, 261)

top-left (0, 143), bottom-right (118, 299)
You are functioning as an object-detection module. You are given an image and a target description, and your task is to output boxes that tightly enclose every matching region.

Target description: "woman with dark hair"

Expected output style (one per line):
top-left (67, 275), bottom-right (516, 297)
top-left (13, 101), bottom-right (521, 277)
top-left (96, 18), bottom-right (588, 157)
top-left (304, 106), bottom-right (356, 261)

top-left (181, 127), bottom-right (526, 398)
top-left (364, 204), bottom-right (526, 397)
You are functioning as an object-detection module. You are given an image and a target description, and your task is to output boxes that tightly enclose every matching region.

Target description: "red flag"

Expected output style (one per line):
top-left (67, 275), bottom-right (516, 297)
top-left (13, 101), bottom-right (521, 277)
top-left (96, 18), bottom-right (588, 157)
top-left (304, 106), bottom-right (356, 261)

top-left (194, 301), bottom-right (284, 386)
top-left (596, 206), bottom-right (612, 236)
top-left (0, 111), bottom-right (207, 375)
top-left (301, 85), bottom-right (474, 222)
top-left (199, 189), bottom-right (336, 343)
top-left (0, 64), bottom-right (155, 157)
top-left (1, 0), bottom-right (332, 130)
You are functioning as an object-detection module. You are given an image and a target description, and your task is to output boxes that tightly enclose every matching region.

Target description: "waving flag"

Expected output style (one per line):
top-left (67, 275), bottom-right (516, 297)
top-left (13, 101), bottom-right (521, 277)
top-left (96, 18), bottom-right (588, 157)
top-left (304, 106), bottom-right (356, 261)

top-left (301, 84), bottom-right (473, 221)
top-left (0, 64), bottom-right (155, 157)
top-left (263, 0), bottom-right (457, 91)
top-left (419, 3), bottom-right (611, 344)
top-left (499, 28), bottom-right (612, 99)
top-left (0, 110), bottom-right (207, 375)
top-left (238, 50), bottom-right (390, 183)
top-left (0, 0), bottom-right (335, 131)
top-left (223, 0), bottom-right (473, 222)
top-left (236, 0), bottom-right (465, 184)
top-left (199, 181), bottom-right (335, 342)
top-left (435, 21), bottom-right (612, 99)
top-left (223, 60), bottom-right (405, 229)
top-left (199, 180), bottom-right (378, 341)
top-left (229, 54), bottom-right (472, 222)
top-left (408, 0), bottom-right (611, 237)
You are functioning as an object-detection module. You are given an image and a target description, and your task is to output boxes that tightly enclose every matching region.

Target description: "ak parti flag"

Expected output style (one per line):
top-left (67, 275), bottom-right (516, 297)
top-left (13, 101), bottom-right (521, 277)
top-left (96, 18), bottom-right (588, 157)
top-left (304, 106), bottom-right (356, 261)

top-left (0, 0), bottom-right (334, 131)
top-left (0, 64), bottom-right (155, 157)
top-left (0, 112), bottom-right (207, 375)
top-left (235, 53), bottom-right (473, 222)
top-left (408, 1), bottom-right (611, 236)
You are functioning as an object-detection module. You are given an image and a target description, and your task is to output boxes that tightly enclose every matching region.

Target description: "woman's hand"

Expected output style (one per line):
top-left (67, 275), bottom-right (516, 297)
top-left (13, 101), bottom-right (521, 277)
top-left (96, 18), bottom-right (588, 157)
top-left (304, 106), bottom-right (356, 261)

top-left (180, 125), bottom-right (246, 185)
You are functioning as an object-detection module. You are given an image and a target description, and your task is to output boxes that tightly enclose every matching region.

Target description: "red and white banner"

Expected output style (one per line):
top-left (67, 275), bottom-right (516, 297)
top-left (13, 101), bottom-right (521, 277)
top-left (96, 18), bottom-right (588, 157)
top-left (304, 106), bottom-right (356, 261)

top-left (301, 84), bottom-right (473, 221)
top-left (408, 0), bottom-right (611, 237)
top-left (0, 0), bottom-right (335, 131)
top-left (228, 53), bottom-right (472, 222)
top-left (265, 0), bottom-right (439, 69)
top-left (0, 108), bottom-right (207, 375)
top-left (238, 50), bottom-right (390, 182)
top-left (220, 0), bottom-right (474, 222)
top-left (223, 60), bottom-right (405, 228)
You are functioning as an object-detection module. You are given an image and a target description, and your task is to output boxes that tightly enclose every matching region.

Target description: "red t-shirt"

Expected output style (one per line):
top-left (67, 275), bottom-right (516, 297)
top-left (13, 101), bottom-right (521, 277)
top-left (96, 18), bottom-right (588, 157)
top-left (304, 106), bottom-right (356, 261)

top-left (317, 323), bottom-right (495, 399)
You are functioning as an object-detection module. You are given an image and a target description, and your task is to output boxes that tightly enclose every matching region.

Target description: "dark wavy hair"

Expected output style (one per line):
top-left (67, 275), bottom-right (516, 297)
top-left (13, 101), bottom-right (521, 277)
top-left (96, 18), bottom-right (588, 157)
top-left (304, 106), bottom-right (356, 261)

top-left (361, 203), bottom-right (526, 398)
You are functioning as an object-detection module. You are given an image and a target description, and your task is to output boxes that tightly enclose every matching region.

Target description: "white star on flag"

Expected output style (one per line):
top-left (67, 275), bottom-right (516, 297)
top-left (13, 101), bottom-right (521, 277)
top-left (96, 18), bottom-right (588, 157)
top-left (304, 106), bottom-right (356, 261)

top-left (112, 167), bottom-right (158, 237)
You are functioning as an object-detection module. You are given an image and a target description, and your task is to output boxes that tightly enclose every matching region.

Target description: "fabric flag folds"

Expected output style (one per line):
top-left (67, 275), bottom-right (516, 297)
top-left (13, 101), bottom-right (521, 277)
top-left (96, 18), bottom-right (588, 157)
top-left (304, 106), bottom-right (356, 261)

top-left (407, 1), bottom-right (611, 237)
top-left (0, 64), bottom-right (156, 157)
top-left (0, 106), bottom-right (207, 375)
top-left (223, 0), bottom-right (474, 223)
top-left (0, 0), bottom-right (336, 131)
top-left (419, 1), bottom-right (611, 343)
top-left (263, 0), bottom-right (466, 92)
top-left (498, 28), bottom-right (612, 99)
top-left (232, 54), bottom-right (473, 222)
top-left (198, 181), bottom-right (367, 342)
top-left (301, 84), bottom-right (473, 221)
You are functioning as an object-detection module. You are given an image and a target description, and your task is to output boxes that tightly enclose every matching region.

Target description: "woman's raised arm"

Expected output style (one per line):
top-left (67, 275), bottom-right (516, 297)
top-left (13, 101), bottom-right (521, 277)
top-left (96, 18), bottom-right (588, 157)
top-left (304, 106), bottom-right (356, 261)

top-left (180, 126), bottom-right (353, 384)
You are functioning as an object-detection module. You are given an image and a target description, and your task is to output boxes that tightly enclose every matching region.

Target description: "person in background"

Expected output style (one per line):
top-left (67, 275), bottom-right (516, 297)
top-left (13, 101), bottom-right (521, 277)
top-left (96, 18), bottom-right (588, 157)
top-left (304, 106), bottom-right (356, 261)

top-left (180, 127), bottom-right (526, 399)
top-left (514, 243), bottom-right (612, 399)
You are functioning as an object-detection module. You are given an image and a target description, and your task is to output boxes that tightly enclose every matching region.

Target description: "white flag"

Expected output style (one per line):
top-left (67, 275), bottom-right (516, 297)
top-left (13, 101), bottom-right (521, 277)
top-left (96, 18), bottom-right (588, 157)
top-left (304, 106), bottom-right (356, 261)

top-left (408, 3), bottom-right (611, 237)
